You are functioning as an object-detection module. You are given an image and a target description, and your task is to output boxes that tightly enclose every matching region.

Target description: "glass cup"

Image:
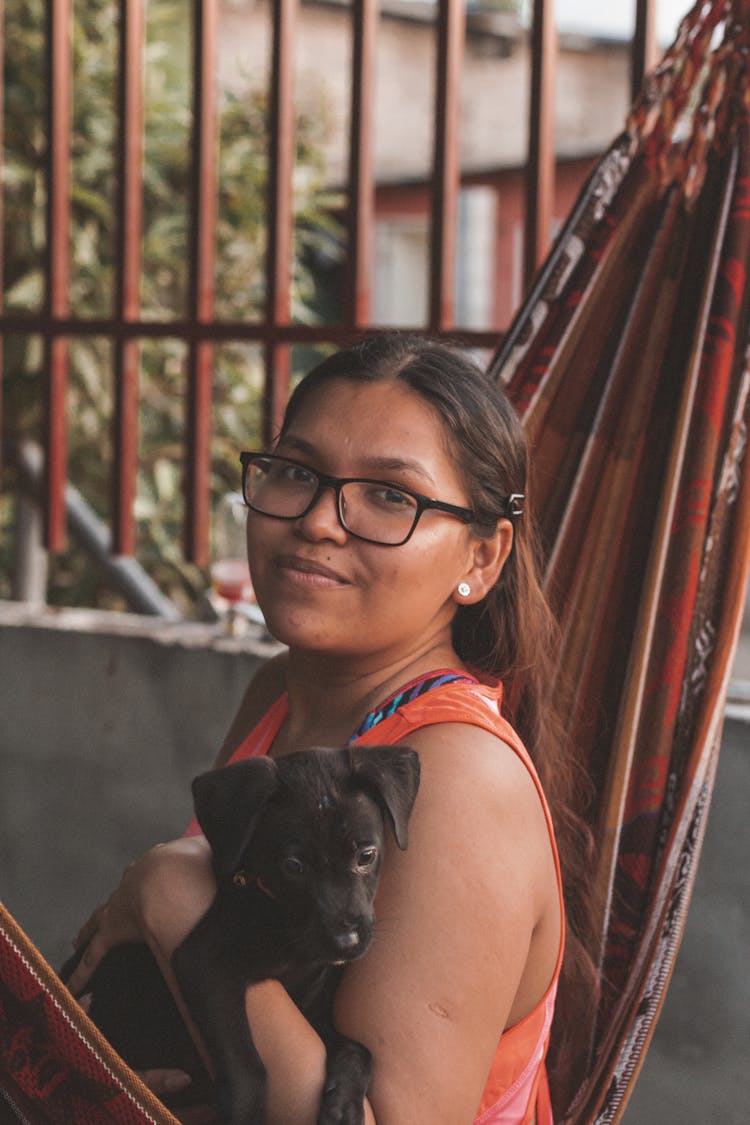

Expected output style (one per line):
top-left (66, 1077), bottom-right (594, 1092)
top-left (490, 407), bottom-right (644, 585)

top-left (211, 491), bottom-right (254, 632)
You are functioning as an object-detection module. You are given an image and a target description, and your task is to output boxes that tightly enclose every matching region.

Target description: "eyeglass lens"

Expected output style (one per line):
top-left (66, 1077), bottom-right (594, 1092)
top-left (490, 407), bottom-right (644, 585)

top-left (245, 457), bottom-right (419, 545)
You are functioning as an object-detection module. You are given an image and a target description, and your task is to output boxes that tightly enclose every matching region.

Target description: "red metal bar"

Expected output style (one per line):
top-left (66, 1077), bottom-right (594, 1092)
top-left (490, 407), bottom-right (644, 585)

top-left (263, 0), bottom-right (297, 446)
top-left (632, 0), bottom-right (658, 102)
top-left (523, 0), bottom-right (557, 291)
top-left (44, 0), bottom-right (73, 551)
top-left (0, 311), bottom-right (506, 351)
top-left (184, 0), bottom-right (220, 566)
top-left (345, 0), bottom-right (376, 328)
top-left (112, 0), bottom-right (146, 557)
top-left (185, 341), bottom-right (214, 563)
top-left (429, 0), bottom-right (464, 332)
top-left (0, 0), bottom-right (5, 501)
top-left (118, 1), bottom-right (144, 324)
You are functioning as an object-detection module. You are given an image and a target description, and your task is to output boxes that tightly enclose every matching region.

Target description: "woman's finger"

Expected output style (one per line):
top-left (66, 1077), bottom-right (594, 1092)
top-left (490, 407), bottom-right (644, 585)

top-left (67, 903), bottom-right (141, 995)
top-left (65, 930), bottom-right (109, 996)
top-left (135, 1071), bottom-right (220, 1123)
top-left (136, 1068), bottom-right (192, 1096)
top-left (74, 904), bottom-right (106, 950)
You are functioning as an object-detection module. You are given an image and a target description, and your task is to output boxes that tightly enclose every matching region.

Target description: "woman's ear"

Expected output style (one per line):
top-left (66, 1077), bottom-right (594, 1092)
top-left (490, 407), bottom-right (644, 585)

top-left (455, 519), bottom-right (514, 605)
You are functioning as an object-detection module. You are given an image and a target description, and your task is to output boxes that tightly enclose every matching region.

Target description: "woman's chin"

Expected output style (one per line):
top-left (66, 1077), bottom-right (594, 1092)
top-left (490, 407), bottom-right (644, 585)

top-left (257, 608), bottom-right (348, 655)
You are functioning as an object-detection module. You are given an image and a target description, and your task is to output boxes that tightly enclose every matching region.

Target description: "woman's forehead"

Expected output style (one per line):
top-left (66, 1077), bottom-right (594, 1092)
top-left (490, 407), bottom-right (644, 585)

top-left (281, 377), bottom-right (460, 478)
top-left (284, 377), bottom-right (442, 441)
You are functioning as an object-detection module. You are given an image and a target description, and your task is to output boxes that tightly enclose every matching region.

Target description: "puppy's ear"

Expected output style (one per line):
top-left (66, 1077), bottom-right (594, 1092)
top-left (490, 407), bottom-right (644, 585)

top-left (192, 757), bottom-right (279, 880)
top-left (348, 745), bottom-right (420, 850)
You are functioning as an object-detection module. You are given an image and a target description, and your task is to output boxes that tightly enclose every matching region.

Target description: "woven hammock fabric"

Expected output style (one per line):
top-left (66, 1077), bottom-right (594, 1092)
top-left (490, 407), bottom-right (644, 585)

top-left (0, 901), bottom-right (178, 1124)
top-left (488, 1), bottom-right (750, 1120)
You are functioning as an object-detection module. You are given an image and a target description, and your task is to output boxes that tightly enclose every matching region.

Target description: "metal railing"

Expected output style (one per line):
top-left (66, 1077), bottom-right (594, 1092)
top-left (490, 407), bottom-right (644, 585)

top-left (0, 0), bottom-right (658, 572)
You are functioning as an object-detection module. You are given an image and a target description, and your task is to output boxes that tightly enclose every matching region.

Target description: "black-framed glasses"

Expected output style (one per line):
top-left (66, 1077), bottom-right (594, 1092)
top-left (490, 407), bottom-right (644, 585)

top-left (239, 451), bottom-right (481, 546)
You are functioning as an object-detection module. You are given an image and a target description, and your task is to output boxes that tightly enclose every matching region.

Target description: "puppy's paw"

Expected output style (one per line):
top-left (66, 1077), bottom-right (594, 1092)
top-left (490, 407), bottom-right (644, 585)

top-left (317, 1085), bottom-right (366, 1125)
top-left (317, 1040), bottom-right (371, 1125)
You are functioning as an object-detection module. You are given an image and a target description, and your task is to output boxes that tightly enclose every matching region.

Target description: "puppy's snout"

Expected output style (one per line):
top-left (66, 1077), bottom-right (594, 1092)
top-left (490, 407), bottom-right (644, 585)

top-left (333, 928), bottom-right (361, 955)
top-left (330, 917), bottom-right (375, 961)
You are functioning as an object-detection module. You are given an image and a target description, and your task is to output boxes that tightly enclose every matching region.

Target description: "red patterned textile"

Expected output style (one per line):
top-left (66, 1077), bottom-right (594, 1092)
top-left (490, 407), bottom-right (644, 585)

top-left (0, 902), bottom-right (177, 1125)
top-left (489, 3), bottom-right (750, 1120)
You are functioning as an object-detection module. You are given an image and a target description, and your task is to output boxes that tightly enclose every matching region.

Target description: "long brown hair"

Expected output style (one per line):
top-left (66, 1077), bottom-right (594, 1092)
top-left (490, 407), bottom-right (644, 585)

top-left (281, 334), bottom-right (597, 1111)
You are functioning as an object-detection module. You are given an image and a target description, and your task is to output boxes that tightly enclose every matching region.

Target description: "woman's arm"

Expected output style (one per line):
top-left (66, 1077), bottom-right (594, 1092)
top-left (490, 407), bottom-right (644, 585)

top-left (67, 835), bottom-right (217, 993)
top-left (338, 723), bottom-right (560, 1124)
top-left (66, 835), bottom-right (218, 1061)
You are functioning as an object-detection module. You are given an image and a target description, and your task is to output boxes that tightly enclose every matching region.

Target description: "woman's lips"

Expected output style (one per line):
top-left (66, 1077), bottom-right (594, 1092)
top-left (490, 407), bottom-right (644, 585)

top-left (275, 555), bottom-right (349, 586)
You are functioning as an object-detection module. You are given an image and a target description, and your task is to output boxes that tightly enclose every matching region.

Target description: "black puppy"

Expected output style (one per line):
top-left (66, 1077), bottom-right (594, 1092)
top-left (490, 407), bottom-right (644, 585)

top-left (62, 744), bottom-right (420, 1125)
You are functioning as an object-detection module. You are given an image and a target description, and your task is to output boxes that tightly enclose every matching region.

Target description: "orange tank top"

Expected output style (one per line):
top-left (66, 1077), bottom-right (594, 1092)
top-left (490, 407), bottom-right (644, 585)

top-left (215, 677), bottom-right (565, 1125)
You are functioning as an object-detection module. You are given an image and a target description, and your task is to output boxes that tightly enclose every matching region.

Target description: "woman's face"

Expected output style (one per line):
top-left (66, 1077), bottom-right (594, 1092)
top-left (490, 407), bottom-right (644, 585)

top-left (246, 377), bottom-right (485, 666)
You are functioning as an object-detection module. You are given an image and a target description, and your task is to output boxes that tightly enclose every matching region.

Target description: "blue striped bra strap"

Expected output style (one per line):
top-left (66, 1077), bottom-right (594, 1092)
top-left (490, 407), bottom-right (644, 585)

top-left (347, 669), bottom-right (477, 744)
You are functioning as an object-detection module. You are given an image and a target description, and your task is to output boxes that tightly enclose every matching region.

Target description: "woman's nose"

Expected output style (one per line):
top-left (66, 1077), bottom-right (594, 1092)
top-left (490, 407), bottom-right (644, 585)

top-left (296, 485), bottom-right (348, 543)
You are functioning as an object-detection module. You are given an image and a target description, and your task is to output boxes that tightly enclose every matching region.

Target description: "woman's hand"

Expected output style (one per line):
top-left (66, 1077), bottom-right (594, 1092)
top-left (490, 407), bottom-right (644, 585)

top-left (66, 836), bottom-right (216, 998)
top-left (137, 1070), bottom-right (218, 1124)
top-left (68, 836), bottom-right (219, 1108)
top-left (66, 857), bottom-right (157, 998)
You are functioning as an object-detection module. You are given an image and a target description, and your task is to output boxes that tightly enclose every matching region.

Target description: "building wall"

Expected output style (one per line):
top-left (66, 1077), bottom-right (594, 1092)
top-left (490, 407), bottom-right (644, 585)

top-left (212, 4), bottom-right (632, 331)
top-left (217, 1), bottom-right (632, 183)
top-left (374, 156), bottom-right (595, 328)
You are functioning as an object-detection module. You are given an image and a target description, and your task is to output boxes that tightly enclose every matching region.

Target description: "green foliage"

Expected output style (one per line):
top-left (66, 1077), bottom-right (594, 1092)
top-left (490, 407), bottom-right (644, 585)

top-left (1, 0), bottom-right (343, 610)
top-left (469, 0), bottom-right (522, 15)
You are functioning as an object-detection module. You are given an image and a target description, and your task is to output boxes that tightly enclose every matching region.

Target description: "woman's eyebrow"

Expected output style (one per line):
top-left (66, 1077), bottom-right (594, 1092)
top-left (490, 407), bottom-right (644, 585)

top-left (278, 436), bottom-right (437, 487)
top-left (357, 455), bottom-right (437, 487)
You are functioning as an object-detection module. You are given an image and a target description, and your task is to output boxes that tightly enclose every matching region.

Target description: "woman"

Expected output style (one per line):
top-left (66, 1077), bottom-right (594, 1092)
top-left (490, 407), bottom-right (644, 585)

top-left (67, 335), bottom-right (593, 1125)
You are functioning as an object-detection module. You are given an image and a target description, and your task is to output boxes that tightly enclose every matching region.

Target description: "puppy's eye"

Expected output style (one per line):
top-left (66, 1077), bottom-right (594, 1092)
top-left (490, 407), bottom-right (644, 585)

top-left (355, 847), bottom-right (378, 869)
top-left (280, 856), bottom-right (304, 877)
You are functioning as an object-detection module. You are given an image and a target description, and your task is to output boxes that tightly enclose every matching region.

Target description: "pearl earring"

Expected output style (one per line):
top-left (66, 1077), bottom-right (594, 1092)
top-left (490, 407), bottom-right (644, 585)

top-left (457, 582), bottom-right (471, 598)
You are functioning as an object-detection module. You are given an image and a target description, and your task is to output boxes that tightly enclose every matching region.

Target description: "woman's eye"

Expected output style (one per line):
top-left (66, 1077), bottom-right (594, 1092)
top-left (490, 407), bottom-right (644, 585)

top-left (369, 486), bottom-right (413, 509)
top-left (356, 847), bottom-right (378, 869)
top-left (279, 463), bottom-right (316, 485)
top-left (280, 856), bottom-right (304, 877)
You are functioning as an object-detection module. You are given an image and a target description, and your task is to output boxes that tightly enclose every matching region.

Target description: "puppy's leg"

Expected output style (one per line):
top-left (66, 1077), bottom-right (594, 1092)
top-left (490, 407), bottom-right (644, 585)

top-left (172, 916), bottom-right (267, 1125)
top-left (316, 1026), bottom-right (372, 1125)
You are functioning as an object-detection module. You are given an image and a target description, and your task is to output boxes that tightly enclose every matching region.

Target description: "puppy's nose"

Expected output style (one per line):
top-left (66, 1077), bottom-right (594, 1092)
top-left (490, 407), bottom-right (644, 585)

top-left (332, 928), bottom-right (361, 955)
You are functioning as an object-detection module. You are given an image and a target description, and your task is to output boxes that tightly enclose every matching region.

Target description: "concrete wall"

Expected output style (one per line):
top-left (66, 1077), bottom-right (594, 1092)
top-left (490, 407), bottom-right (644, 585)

top-left (624, 717), bottom-right (750, 1124)
top-left (0, 604), bottom-right (279, 967)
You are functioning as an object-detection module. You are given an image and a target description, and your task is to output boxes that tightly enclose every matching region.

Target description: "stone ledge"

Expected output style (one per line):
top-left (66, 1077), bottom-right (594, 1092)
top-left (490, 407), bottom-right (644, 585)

top-left (2, 600), bottom-right (747, 715)
top-left (0, 601), bottom-right (282, 656)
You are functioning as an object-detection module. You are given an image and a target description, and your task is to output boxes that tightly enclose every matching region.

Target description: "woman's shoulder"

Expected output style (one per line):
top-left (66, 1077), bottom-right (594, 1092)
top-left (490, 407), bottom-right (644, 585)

top-left (411, 719), bottom-right (562, 967)
top-left (403, 720), bottom-right (549, 837)
top-left (214, 650), bottom-right (289, 766)
top-left (401, 720), bottom-right (561, 944)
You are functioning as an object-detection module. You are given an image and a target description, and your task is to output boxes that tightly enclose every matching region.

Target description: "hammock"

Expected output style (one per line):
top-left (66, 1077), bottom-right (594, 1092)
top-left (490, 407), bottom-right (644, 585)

top-left (2, 2), bottom-right (750, 1122)
top-left (0, 902), bottom-right (178, 1124)
top-left (488, 1), bottom-right (750, 1119)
